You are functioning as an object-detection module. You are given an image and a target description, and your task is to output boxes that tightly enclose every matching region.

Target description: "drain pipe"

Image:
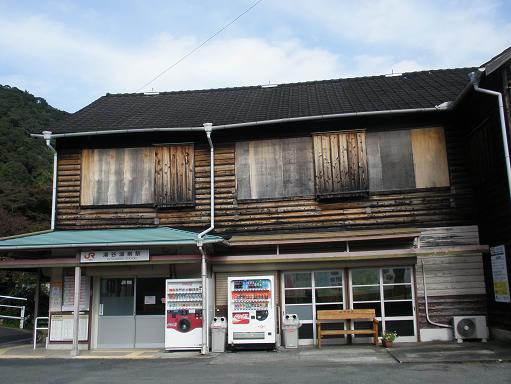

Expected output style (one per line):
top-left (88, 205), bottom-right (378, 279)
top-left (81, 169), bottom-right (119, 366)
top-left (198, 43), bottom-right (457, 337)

top-left (470, 71), bottom-right (511, 201)
top-left (421, 260), bottom-right (451, 328)
top-left (42, 131), bottom-right (57, 230)
top-left (197, 122), bottom-right (214, 355)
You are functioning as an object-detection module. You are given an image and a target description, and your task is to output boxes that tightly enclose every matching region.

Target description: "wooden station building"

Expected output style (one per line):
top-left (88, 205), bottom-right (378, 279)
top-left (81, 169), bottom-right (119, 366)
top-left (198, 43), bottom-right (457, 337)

top-left (1, 47), bottom-right (511, 351)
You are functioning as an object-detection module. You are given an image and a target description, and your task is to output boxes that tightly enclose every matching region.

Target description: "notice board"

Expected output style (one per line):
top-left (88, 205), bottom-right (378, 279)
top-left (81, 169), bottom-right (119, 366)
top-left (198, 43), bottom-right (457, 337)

top-left (49, 314), bottom-right (89, 342)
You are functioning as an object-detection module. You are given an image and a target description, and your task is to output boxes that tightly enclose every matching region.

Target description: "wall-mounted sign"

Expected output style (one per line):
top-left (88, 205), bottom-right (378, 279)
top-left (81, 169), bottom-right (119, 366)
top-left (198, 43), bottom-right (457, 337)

top-left (490, 245), bottom-right (511, 303)
top-left (80, 250), bottom-right (150, 263)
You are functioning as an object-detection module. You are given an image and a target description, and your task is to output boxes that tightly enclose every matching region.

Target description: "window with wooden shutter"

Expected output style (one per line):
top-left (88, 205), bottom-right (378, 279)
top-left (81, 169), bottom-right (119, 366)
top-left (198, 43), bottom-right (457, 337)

top-left (312, 131), bottom-right (368, 199)
top-left (81, 148), bottom-right (155, 206)
top-left (154, 144), bottom-right (195, 207)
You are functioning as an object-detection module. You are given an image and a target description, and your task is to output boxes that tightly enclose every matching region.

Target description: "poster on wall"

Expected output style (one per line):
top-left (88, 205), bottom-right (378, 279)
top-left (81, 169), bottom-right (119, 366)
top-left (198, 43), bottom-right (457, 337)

top-left (49, 281), bottom-right (63, 312)
top-left (49, 314), bottom-right (89, 342)
top-left (62, 275), bottom-right (91, 311)
top-left (490, 245), bottom-right (511, 303)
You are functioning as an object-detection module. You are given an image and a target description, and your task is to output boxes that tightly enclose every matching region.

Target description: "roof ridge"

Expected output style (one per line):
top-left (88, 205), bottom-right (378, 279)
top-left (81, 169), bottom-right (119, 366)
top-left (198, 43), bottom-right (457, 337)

top-left (104, 67), bottom-right (477, 98)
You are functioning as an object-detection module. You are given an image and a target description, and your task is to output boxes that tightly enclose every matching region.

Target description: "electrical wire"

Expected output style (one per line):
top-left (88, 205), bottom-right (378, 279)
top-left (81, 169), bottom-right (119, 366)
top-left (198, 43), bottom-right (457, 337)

top-left (135, 0), bottom-right (264, 93)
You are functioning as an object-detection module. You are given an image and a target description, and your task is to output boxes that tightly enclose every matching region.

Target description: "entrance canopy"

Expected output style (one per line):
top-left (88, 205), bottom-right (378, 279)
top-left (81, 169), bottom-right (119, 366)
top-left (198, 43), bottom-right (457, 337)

top-left (0, 227), bottom-right (225, 251)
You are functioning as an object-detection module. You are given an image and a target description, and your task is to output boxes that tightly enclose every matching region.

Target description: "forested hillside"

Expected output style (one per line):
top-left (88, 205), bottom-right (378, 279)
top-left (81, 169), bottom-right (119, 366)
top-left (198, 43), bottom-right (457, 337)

top-left (0, 85), bottom-right (68, 237)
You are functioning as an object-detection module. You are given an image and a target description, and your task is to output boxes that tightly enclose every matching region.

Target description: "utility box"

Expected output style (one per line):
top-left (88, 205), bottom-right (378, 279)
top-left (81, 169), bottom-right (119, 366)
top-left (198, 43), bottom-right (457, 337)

top-left (282, 314), bottom-right (301, 349)
top-left (211, 317), bottom-right (227, 352)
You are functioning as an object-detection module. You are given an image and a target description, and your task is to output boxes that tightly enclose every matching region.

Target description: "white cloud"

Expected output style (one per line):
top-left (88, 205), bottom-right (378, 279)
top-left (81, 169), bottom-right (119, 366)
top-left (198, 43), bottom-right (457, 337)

top-left (273, 0), bottom-right (511, 68)
top-left (0, 15), bottom-right (343, 111)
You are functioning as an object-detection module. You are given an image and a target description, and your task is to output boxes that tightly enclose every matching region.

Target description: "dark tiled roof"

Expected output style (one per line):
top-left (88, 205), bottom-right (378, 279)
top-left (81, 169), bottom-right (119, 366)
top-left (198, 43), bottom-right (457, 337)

top-left (50, 68), bottom-right (475, 134)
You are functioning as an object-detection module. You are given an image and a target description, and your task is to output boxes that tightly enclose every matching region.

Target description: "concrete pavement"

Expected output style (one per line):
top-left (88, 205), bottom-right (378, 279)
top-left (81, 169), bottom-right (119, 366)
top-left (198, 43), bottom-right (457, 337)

top-left (0, 340), bottom-right (510, 364)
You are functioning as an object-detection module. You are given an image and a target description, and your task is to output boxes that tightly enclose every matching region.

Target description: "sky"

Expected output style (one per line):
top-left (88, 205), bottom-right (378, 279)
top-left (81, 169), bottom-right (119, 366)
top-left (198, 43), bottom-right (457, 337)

top-left (0, 0), bottom-right (510, 112)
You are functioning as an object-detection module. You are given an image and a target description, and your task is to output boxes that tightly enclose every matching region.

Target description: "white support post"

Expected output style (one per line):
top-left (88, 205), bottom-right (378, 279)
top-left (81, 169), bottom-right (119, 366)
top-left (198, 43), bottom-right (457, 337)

top-left (71, 266), bottom-right (81, 357)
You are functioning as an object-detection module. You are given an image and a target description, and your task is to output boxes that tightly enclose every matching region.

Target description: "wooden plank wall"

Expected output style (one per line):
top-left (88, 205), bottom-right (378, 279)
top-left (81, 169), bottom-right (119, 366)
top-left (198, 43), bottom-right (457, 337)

top-left (312, 131), bottom-right (368, 197)
top-left (56, 123), bottom-right (476, 233)
top-left (415, 253), bottom-right (487, 328)
top-left (154, 145), bottom-right (194, 206)
top-left (415, 226), bottom-right (486, 329)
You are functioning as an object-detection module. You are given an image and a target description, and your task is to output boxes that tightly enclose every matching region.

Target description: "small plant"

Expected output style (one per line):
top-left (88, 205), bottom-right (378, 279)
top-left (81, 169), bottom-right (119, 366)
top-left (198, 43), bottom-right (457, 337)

top-left (382, 331), bottom-right (398, 342)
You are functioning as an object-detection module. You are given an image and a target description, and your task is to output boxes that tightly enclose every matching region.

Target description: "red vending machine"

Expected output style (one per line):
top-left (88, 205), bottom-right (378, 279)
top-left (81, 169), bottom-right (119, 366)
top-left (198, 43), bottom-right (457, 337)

top-left (227, 276), bottom-right (276, 348)
top-left (165, 279), bottom-right (203, 350)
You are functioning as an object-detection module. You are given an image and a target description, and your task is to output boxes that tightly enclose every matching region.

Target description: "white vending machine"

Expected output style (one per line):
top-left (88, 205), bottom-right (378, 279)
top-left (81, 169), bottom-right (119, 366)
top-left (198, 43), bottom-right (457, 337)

top-left (227, 276), bottom-right (276, 347)
top-left (165, 279), bottom-right (203, 350)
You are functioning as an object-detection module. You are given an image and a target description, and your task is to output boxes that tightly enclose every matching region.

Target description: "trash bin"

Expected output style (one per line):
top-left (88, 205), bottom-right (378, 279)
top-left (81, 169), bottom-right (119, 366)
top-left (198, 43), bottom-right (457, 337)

top-left (282, 314), bottom-right (301, 349)
top-left (211, 317), bottom-right (227, 352)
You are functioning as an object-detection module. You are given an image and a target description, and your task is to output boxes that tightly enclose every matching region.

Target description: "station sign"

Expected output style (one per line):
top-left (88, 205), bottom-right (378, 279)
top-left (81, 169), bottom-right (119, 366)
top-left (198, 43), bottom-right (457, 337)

top-left (80, 249), bottom-right (150, 263)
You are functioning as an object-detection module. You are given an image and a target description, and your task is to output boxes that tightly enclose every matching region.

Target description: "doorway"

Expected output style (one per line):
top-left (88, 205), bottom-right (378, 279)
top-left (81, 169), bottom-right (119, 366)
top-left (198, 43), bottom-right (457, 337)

top-left (97, 277), bottom-right (166, 348)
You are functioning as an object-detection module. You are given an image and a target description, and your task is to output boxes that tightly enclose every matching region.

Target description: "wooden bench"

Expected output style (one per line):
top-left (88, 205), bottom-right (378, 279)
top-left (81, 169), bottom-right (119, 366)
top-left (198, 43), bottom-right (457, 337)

top-left (316, 309), bottom-right (379, 348)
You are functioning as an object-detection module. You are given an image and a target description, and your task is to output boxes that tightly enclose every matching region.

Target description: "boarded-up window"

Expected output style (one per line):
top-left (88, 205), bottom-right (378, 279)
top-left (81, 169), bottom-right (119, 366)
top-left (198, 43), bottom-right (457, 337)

top-left (81, 148), bottom-right (155, 205)
top-left (312, 131), bottom-right (368, 198)
top-left (367, 130), bottom-right (415, 191)
top-left (235, 137), bottom-right (314, 200)
top-left (367, 127), bottom-right (449, 191)
top-left (154, 145), bottom-right (195, 206)
top-left (410, 127), bottom-right (450, 188)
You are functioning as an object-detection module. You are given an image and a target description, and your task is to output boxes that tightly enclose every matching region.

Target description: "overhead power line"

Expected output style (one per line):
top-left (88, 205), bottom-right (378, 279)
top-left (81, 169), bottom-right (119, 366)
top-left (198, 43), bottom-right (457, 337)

top-left (135, 0), bottom-right (264, 93)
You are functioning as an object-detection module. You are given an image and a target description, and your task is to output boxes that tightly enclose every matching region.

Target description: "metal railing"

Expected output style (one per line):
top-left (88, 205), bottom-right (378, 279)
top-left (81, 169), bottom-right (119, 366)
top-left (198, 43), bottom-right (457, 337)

top-left (0, 295), bottom-right (27, 329)
top-left (33, 316), bottom-right (49, 349)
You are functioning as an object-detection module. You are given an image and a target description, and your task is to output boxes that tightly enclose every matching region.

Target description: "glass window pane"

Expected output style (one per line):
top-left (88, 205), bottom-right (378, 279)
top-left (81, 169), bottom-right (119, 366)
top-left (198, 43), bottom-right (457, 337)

top-left (383, 285), bottom-right (412, 300)
top-left (385, 320), bottom-right (415, 337)
top-left (352, 286), bottom-right (380, 302)
top-left (314, 271), bottom-right (342, 287)
top-left (136, 278), bottom-right (166, 316)
top-left (285, 289), bottom-right (312, 304)
top-left (284, 273), bottom-right (312, 288)
top-left (354, 321), bottom-right (382, 336)
top-left (315, 287), bottom-right (343, 303)
top-left (320, 321), bottom-right (346, 339)
top-left (316, 303), bottom-right (343, 311)
top-left (352, 302), bottom-right (381, 317)
top-left (384, 301), bottom-right (413, 317)
top-left (382, 268), bottom-right (411, 284)
top-left (298, 323), bottom-right (313, 339)
top-left (285, 305), bottom-right (313, 320)
top-left (351, 269), bottom-right (379, 285)
top-left (100, 278), bottom-right (134, 316)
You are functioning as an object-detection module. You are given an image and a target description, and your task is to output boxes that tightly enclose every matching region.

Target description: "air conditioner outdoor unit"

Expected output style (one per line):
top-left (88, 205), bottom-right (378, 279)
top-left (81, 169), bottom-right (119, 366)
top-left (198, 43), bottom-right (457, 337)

top-left (452, 316), bottom-right (488, 343)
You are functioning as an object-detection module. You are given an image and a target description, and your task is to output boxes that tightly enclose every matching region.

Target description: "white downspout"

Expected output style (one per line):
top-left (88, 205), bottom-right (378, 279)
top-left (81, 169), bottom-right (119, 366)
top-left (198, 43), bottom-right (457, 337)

top-left (42, 131), bottom-right (57, 230)
top-left (421, 260), bottom-right (451, 328)
top-left (197, 122), bottom-right (214, 355)
top-left (470, 72), bottom-right (511, 202)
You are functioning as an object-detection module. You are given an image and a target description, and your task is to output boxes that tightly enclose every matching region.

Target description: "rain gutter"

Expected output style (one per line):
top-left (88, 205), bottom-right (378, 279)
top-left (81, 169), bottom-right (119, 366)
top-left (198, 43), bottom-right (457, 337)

top-left (30, 106), bottom-right (450, 139)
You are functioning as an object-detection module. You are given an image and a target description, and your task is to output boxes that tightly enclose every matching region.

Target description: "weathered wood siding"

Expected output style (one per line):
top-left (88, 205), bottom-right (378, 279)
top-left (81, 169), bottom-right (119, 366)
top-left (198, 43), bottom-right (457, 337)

top-left (461, 69), bottom-right (511, 331)
top-left (55, 122), bottom-right (475, 233)
top-left (154, 145), bottom-right (195, 206)
top-left (415, 226), bottom-right (486, 329)
top-left (313, 131), bottom-right (368, 197)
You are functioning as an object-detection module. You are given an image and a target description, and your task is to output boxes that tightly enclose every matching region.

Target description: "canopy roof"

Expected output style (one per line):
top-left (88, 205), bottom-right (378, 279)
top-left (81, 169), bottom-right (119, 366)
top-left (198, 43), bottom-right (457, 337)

top-left (0, 227), bottom-right (224, 250)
